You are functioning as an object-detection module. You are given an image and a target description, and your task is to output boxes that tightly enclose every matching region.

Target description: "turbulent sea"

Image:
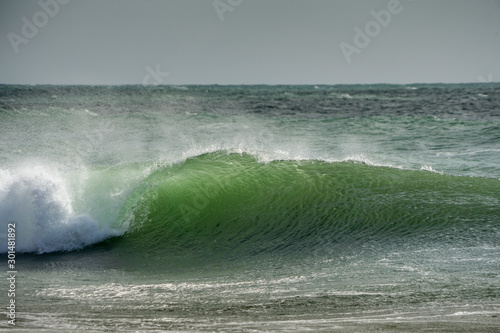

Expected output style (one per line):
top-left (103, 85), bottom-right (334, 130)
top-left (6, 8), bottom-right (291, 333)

top-left (0, 84), bottom-right (499, 332)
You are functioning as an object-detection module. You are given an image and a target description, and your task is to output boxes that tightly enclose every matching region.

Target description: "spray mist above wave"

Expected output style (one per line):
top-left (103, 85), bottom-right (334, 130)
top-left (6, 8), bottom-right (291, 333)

top-left (0, 166), bottom-right (122, 254)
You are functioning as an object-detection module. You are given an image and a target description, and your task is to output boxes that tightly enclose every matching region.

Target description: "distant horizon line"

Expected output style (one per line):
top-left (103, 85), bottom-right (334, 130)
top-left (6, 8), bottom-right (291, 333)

top-left (0, 81), bottom-right (498, 87)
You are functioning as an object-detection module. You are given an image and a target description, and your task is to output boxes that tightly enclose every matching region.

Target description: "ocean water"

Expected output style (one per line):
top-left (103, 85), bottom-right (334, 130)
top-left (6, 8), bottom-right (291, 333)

top-left (0, 84), bottom-right (499, 332)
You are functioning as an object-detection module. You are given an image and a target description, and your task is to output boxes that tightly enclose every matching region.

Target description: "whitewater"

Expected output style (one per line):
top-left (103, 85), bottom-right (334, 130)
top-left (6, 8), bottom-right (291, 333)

top-left (0, 84), bottom-right (499, 332)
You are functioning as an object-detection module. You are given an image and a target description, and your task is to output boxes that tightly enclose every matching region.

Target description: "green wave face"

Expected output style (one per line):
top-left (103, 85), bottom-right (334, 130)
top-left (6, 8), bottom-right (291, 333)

top-left (117, 152), bottom-right (499, 260)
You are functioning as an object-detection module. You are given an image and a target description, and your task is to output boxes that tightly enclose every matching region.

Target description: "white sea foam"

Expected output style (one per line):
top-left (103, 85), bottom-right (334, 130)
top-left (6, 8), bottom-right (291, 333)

top-left (0, 166), bottom-right (121, 253)
top-left (420, 165), bottom-right (443, 174)
top-left (84, 108), bottom-right (99, 116)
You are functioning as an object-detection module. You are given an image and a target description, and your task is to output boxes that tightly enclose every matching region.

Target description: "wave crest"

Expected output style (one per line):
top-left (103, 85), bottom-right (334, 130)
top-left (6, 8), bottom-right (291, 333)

top-left (118, 152), bottom-right (500, 258)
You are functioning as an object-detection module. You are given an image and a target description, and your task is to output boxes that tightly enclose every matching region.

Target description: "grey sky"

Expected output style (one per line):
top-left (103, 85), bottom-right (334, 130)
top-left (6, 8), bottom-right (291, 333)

top-left (0, 0), bottom-right (499, 85)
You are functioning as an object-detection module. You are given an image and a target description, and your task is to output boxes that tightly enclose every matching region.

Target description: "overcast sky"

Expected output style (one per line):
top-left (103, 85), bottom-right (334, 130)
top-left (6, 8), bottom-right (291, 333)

top-left (0, 0), bottom-right (499, 85)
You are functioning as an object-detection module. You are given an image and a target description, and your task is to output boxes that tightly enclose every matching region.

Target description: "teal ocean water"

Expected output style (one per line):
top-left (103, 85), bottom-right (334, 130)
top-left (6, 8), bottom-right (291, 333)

top-left (1, 84), bottom-right (499, 331)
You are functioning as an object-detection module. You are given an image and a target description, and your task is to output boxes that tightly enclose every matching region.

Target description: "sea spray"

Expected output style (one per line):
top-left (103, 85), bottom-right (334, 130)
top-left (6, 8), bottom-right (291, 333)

top-left (0, 165), bottom-right (122, 253)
